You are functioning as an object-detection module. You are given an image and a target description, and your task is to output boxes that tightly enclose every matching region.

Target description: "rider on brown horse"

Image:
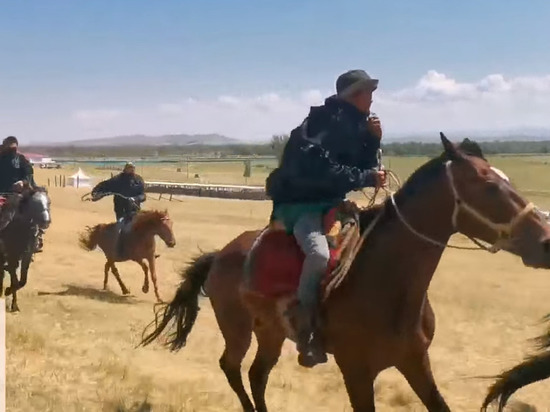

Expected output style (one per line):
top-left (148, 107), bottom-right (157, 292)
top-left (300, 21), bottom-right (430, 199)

top-left (90, 162), bottom-right (146, 259)
top-left (265, 70), bottom-right (387, 367)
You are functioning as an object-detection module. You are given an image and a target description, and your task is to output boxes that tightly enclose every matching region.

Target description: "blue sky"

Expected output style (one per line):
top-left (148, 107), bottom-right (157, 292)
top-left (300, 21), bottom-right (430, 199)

top-left (2, 1), bottom-right (550, 142)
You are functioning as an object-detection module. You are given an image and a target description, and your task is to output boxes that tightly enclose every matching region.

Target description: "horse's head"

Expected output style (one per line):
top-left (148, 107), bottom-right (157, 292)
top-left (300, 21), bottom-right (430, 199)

top-left (156, 210), bottom-right (176, 248)
top-left (440, 133), bottom-right (550, 268)
top-left (22, 187), bottom-right (52, 229)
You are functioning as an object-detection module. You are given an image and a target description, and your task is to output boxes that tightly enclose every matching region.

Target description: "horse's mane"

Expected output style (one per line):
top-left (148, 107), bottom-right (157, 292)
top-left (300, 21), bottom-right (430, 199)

top-left (132, 209), bottom-right (168, 233)
top-left (359, 138), bottom-right (485, 231)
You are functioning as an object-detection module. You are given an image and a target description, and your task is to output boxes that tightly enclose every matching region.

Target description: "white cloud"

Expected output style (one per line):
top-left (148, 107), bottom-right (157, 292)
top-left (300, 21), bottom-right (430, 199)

top-left (35, 71), bottom-right (550, 142)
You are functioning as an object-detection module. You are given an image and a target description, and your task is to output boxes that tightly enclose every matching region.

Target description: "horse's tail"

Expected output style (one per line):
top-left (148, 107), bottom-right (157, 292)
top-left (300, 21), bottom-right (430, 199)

top-left (78, 225), bottom-right (102, 251)
top-left (481, 351), bottom-right (550, 411)
top-left (140, 251), bottom-right (217, 351)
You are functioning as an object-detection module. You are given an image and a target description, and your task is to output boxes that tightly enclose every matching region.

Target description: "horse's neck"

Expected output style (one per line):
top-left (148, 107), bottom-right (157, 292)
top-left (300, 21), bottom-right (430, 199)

top-left (131, 225), bottom-right (157, 240)
top-left (354, 185), bottom-right (455, 311)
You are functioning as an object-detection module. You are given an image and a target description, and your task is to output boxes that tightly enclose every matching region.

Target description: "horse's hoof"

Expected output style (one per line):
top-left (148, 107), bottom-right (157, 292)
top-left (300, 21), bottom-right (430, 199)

top-left (142, 285), bottom-right (149, 294)
top-left (11, 305), bottom-right (20, 312)
top-left (122, 289), bottom-right (131, 295)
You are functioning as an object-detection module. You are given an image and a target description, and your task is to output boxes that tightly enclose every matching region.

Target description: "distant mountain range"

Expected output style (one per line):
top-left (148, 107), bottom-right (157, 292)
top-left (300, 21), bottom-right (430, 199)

top-left (40, 133), bottom-right (238, 147)
top-left (31, 128), bottom-right (550, 147)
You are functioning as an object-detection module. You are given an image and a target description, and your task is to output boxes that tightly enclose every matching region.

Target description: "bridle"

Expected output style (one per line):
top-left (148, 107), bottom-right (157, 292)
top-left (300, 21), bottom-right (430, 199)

top-left (391, 160), bottom-right (535, 253)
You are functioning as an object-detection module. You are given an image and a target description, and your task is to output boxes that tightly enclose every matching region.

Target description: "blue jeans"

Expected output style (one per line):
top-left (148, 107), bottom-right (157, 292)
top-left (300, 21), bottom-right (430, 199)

top-left (293, 212), bottom-right (330, 308)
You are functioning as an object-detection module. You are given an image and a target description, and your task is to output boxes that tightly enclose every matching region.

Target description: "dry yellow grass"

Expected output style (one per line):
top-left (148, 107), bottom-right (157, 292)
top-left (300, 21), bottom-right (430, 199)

top-left (6, 160), bottom-right (550, 411)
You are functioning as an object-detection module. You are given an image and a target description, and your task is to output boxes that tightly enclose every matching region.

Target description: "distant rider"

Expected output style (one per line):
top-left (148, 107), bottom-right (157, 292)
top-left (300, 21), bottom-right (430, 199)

top-left (265, 70), bottom-right (386, 367)
top-left (0, 136), bottom-right (45, 252)
top-left (91, 162), bottom-right (146, 258)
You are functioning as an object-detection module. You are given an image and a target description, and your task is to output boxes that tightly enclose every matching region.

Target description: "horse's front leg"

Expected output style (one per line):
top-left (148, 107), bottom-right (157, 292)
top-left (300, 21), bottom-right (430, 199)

top-left (334, 351), bottom-right (376, 411)
top-left (397, 351), bottom-right (450, 412)
top-left (147, 256), bottom-right (162, 303)
top-left (6, 265), bottom-right (19, 312)
top-left (18, 249), bottom-right (32, 289)
top-left (138, 260), bottom-right (149, 294)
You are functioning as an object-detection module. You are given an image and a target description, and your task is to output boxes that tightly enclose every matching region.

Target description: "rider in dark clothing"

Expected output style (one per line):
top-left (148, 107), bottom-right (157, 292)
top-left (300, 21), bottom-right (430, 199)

top-left (0, 136), bottom-right (35, 194)
top-left (0, 136), bottom-right (43, 252)
top-left (265, 70), bottom-right (386, 368)
top-left (91, 162), bottom-right (146, 220)
top-left (91, 162), bottom-right (146, 258)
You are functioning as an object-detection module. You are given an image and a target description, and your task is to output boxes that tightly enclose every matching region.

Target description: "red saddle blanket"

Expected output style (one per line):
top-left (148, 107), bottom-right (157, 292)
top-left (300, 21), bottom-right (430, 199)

top-left (246, 203), bottom-right (360, 298)
top-left (0, 196), bottom-right (6, 207)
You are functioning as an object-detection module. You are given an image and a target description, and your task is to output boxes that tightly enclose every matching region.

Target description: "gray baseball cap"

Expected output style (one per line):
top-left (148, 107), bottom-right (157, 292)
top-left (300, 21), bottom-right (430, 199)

top-left (336, 70), bottom-right (379, 98)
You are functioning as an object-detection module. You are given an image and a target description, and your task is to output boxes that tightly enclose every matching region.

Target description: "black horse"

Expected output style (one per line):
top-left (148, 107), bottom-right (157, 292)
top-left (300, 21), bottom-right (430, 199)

top-left (0, 187), bottom-right (51, 311)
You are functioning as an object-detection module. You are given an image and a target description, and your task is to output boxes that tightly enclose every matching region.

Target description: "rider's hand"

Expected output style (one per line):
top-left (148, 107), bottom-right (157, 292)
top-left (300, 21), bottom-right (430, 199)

top-left (12, 181), bottom-right (24, 192)
top-left (375, 171), bottom-right (387, 188)
top-left (367, 116), bottom-right (382, 140)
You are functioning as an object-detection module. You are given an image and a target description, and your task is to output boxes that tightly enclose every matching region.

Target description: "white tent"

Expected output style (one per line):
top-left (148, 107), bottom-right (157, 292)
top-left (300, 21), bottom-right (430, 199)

top-left (68, 168), bottom-right (93, 188)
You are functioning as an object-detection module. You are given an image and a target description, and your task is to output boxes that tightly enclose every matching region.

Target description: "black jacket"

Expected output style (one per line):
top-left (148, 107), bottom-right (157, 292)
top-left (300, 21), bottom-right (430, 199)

top-left (266, 96), bottom-right (380, 204)
top-left (92, 173), bottom-right (146, 220)
top-left (0, 151), bottom-right (35, 193)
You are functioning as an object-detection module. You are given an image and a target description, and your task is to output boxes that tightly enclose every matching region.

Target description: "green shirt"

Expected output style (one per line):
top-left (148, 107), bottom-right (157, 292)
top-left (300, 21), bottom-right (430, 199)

top-left (272, 201), bottom-right (338, 234)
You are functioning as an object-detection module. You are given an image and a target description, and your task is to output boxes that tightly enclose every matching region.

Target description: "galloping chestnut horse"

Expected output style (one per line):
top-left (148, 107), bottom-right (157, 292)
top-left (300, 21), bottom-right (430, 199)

top-left (79, 209), bottom-right (176, 302)
top-left (142, 134), bottom-right (550, 411)
top-left (482, 317), bottom-right (550, 411)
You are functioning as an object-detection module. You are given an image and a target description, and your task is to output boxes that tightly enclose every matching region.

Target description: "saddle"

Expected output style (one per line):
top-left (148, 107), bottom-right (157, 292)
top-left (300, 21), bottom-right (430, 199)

top-left (245, 201), bottom-right (361, 299)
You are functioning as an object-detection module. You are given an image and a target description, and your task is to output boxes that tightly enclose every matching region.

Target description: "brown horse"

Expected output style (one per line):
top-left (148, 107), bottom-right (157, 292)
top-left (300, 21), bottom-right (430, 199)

top-left (482, 316), bottom-right (550, 411)
top-left (142, 134), bottom-right (550, 411)
top-left (79, 209), bottom-right (176, 302)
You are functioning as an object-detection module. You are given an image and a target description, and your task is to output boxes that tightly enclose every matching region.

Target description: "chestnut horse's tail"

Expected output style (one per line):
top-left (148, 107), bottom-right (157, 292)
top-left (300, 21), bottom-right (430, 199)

top-left (79, 225), bottom-right (103, 251)
top-left (481, 352), bottom-right (550, 411)
top-left (482, 321), bottom-right (550, 411)
top-left (140, 251), bottom-right (217, 351)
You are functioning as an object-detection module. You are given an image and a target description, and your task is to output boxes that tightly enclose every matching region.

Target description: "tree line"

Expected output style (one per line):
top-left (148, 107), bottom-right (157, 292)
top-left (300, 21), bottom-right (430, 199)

top-left (23, 137), bottom-right (550, 160)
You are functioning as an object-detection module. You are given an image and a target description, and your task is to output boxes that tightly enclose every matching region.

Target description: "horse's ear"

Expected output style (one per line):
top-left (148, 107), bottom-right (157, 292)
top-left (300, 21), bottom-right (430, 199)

top-left (440, 132), bottom-right (459, 159)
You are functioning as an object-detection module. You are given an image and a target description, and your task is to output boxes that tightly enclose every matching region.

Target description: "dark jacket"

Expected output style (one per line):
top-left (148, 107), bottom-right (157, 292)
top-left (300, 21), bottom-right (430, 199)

top-left (92, 173), bottom-right (146, 220)
top-left (266, 96), bottom-right (380, 204)
top-left (0, 151), bottom-right (35, 193)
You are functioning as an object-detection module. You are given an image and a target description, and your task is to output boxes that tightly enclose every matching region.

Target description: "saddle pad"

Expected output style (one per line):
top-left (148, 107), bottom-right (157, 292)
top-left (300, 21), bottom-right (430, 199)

top-left (246, 202), bottom-right (360, 298)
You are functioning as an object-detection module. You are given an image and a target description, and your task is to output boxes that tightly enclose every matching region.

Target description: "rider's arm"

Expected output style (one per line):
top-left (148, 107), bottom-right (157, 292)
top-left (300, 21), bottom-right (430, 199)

top-left (20, 156), bottom-right (36, 187)
top-left (305, 106), bottom-right (379, 190)
top-left (130, 176), bottom-right (146, 203)
top-left (302, 143), bottom-right (378, 191)
top-left (91, 177), bottom-right (116, 199)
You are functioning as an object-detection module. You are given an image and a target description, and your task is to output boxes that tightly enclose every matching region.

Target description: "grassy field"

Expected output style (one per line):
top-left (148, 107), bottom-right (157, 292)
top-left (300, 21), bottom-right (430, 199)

top-left (6, 155), bottom-right (550, 411)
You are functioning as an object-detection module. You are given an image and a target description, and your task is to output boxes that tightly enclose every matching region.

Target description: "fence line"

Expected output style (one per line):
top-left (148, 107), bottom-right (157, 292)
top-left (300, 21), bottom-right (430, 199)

top-left (145, 181), bottom-right (268, 201)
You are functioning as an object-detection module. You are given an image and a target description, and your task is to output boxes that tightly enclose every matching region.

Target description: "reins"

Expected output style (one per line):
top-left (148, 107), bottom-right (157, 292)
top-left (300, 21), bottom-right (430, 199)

top-left (81, 192), bottom-right (134, 201)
